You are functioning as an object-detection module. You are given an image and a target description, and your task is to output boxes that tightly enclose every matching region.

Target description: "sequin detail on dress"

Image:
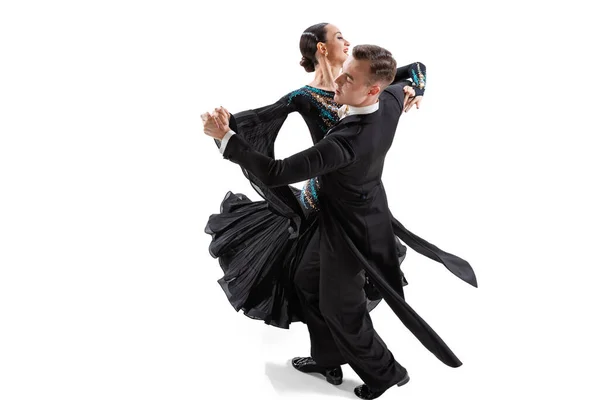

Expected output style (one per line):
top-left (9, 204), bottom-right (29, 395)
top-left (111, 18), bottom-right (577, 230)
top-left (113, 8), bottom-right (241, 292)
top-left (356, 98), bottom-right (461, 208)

top-left (411, 62), bottom-right (426, 91)
top-left (289, 86), bottom-right (340, 136)
top-left (288, 86), bottom-right (341, 212)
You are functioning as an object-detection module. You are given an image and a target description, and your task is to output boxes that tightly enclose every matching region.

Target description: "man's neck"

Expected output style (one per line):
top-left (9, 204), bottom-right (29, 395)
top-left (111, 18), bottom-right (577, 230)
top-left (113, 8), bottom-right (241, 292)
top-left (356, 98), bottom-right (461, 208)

top-left (338, 100), bottom-right (379, 119)
top-left (349, 97), bottom-right (379, 108)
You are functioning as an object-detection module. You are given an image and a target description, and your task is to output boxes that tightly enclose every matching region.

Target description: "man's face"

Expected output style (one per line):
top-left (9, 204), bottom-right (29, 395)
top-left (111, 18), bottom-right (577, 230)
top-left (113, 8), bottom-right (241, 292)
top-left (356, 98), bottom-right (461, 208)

top-left (333, 55), bottom-right (372, 106)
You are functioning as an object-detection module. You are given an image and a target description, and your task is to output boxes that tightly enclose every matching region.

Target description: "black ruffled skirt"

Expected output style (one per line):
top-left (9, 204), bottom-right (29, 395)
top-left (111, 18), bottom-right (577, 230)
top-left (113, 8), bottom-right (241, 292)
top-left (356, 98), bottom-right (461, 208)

top-left (205, 191), bottom-right (406, 329)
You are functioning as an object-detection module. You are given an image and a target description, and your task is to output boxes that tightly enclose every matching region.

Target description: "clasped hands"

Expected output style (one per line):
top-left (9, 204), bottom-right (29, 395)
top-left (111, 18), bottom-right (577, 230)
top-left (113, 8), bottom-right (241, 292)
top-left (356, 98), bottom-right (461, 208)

top-left (201, 107), bottom-right (231, 141)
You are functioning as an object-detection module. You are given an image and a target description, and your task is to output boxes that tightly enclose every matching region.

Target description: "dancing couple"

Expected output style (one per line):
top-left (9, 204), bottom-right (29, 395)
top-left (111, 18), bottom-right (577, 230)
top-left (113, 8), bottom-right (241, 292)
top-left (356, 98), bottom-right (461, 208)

top-left (201, 23), bottom-right (476, 399)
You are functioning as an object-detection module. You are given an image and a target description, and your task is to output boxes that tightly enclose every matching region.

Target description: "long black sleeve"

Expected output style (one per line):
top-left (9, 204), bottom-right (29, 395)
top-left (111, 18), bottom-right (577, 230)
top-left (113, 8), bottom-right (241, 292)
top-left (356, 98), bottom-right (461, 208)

top-left (222, 132), bottom-right (356, 187)
top-left (393, 62), bottom-right (427, 96)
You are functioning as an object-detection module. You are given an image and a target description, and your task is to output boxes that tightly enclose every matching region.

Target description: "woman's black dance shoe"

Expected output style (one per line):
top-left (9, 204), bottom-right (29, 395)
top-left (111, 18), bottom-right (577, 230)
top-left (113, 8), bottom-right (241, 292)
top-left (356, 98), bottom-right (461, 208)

top-left (291, 357), bottom-right (343, 385)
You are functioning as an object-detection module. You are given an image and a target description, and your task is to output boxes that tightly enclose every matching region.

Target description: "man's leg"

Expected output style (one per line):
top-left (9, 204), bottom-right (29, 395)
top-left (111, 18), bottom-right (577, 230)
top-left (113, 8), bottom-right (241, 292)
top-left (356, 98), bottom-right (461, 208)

top-left (318, 241), bottom-right (407, 393)
top-left (293, 227), bottom-right (346, 367)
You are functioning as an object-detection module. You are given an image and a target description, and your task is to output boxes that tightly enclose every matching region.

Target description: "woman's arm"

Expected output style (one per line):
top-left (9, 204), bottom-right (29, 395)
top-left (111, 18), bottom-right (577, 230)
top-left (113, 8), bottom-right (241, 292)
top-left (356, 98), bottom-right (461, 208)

top-left (393, 62), bottom-right (426, 96)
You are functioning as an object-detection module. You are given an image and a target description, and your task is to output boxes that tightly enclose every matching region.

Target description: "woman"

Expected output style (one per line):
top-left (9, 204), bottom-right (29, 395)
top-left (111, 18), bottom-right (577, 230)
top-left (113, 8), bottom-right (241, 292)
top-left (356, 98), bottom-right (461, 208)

top-left (205, 23), bottom-right (471, 329)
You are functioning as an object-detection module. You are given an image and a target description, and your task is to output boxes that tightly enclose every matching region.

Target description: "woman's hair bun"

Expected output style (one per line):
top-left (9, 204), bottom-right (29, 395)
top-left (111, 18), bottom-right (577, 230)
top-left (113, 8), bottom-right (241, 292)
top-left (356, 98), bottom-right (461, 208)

top-left (300, 56), bottom-right (315, 73)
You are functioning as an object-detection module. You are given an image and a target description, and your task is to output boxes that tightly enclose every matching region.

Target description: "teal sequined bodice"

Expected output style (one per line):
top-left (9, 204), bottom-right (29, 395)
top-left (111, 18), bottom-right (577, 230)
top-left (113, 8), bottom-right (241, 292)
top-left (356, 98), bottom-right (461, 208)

top-left (288, 86), bottom-right (341, 212)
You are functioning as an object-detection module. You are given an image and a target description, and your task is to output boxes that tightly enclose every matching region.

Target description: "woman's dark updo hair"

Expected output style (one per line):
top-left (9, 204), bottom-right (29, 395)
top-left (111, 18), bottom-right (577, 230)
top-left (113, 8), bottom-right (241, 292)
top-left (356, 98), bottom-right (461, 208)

top-left (299, 22), bottom-right (329, 73)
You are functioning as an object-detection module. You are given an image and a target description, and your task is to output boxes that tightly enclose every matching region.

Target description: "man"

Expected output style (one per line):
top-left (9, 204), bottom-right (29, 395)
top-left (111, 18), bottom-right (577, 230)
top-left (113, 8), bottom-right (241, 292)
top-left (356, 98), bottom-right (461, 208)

top-left (203, 45), bottom-right (460, 399)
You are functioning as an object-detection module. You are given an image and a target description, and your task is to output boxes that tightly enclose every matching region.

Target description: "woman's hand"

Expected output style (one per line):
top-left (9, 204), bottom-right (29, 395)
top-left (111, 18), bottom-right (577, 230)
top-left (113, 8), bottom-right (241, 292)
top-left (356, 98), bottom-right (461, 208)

top-left (201, 107), bottom-right (230, 140)
top-left (402, 86), bottom-right (423, 112)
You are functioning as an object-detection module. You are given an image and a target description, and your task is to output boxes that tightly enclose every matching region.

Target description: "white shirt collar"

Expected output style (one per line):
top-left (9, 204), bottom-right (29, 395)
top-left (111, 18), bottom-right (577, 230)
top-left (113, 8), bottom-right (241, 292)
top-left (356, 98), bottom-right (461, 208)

top-left (337, 101), bottom-right (379, 119)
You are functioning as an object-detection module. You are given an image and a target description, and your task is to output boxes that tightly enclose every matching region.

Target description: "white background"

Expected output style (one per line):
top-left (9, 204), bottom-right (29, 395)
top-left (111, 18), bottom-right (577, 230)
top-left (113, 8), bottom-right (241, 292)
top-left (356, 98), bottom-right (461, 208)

top-left (1, 1), bottom-right (599, 399)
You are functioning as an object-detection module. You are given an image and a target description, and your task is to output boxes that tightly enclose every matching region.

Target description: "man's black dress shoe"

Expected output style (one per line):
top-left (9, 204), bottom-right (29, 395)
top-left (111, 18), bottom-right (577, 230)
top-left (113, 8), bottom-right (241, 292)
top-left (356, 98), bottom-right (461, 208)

top-left (291, 357), bottom-right (343, 385)
top-left (353, 371), bottom-right (410, 399)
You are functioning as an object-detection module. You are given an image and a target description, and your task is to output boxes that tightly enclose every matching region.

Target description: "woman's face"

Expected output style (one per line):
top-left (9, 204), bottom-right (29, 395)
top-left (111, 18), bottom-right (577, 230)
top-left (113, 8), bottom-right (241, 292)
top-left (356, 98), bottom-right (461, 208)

top-left (323, 24), bottom-right (350, 66)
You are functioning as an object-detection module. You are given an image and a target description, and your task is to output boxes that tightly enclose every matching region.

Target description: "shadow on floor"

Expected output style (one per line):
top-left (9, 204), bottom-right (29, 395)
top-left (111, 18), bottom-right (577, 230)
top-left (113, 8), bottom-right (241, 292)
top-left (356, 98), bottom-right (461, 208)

top-left (264, 360), bottom-right (361, 398)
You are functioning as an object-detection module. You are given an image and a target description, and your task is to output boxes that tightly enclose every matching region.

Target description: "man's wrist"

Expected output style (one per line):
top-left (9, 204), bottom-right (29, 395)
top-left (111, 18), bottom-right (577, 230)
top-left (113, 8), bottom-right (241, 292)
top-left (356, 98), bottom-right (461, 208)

top-left (219, 130), bottom-right (236, 154)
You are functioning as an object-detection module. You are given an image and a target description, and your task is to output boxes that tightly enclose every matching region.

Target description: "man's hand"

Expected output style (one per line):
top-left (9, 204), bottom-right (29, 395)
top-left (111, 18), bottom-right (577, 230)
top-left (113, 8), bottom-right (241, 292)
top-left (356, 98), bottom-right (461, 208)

top-left (402, 85), bottom-right (423, 113)
top-left (201, 107), bottom-right (231, 140)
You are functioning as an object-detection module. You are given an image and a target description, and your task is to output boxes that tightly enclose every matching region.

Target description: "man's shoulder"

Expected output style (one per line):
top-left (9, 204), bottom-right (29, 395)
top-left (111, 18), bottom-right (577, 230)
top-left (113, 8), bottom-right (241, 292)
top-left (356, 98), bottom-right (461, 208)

top-left (327, 118), bottom-right (380, 149)
top-left (383, 81), bottom-right (411, 105)
top-left (328, 115), bottom-right (371, 138)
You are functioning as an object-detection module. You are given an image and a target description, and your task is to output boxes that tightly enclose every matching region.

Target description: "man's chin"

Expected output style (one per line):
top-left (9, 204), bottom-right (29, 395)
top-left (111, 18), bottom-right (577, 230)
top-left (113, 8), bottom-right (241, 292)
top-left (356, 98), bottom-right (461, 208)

top-left (334, 93), bottom-right (342, 103)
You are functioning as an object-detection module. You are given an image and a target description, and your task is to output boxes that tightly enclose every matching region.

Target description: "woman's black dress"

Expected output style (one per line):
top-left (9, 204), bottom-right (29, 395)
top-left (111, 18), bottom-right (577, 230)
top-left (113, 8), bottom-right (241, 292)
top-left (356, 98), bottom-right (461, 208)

top-left (205, 63), bottom-right (476, 329)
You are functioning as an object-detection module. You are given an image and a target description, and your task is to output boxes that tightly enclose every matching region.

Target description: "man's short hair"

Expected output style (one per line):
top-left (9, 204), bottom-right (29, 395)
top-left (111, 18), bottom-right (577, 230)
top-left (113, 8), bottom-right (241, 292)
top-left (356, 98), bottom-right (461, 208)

top-left (352, 44), bottom-right (397, 87)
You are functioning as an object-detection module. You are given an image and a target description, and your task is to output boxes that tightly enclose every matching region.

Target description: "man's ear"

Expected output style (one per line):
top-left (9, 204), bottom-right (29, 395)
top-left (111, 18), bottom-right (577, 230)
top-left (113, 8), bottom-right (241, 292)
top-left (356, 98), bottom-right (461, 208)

top-left (367, 85), bottom-right (382, 96)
